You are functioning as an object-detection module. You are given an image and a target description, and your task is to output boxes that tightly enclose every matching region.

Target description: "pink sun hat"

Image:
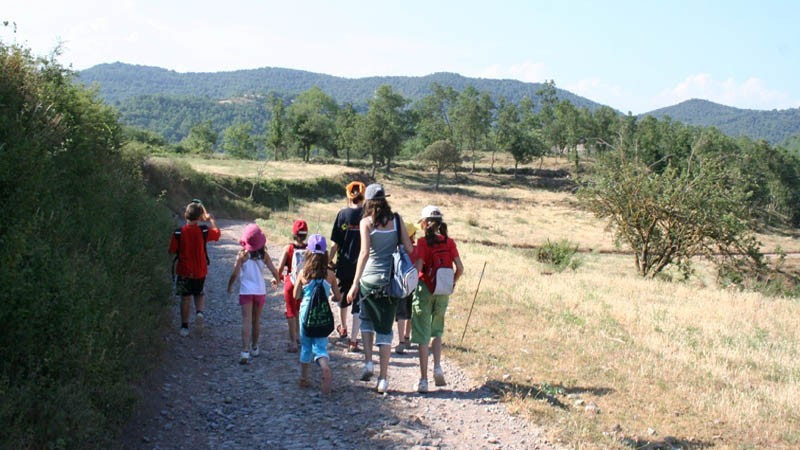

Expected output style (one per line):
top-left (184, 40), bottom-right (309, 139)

top-left (239, 223), bottom-right (266, 252)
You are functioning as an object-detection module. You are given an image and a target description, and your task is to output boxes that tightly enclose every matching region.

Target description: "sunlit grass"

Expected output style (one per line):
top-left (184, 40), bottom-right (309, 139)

top-left (198, 156), bottom-right (800, 449)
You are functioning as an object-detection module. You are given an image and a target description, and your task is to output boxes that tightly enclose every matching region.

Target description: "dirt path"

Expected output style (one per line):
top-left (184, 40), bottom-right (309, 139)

top-left (120, 220), bottom-right (561, 449)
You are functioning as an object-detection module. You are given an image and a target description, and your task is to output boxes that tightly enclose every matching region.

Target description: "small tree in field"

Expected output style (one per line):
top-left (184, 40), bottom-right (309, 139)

top-left (579, 147), bottom-right (762, 279)
top-left (421, 139), bottom-right (460, 190)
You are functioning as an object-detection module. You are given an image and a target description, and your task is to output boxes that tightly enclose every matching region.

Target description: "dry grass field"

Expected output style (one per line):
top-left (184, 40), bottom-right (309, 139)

top-left (195, 155), bottom-right (800, 449)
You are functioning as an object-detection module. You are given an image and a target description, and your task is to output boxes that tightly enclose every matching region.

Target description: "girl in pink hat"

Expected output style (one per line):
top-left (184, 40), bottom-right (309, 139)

top-left (227, 223), bottom-right (281, 364)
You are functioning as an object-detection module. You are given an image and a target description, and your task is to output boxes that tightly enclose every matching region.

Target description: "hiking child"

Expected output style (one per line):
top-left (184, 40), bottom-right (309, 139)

top-left (329, 181), bottom-right (365, 352)
top-left (276, 219), bottom-right (309, 353)
top-left (293, 234), bottom-right (341, 394)
top-left (227, 223), bottom-right (281, 364)
top-left (411, 205), bottom-right (464, 393)
top-left (347, 183), bottom-right (414, 393)
top-left (168, 200), bottom-right (221, 337)
top-left (395, 220), bottom-right (419, 354)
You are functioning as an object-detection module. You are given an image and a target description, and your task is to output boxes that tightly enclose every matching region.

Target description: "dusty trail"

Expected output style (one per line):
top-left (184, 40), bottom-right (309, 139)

top-left (120, 220), bottom-right (561, 449)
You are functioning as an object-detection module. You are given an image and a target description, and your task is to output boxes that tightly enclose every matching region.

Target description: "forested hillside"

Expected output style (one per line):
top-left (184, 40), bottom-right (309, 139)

top-left (78, 62), bottom-right (602, 110)
top-left (643, 98), bottom-right (800, 145)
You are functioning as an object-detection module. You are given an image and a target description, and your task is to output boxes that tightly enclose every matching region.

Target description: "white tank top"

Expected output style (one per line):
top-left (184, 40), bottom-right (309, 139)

top-left (239, 257), bottom-right (266, 295)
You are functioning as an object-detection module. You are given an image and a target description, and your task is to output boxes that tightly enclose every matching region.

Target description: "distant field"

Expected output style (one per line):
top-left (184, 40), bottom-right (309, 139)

top-left (151, 155), bottom-right (355, 180)
top-left (196, 155), bottom-right (800, 449)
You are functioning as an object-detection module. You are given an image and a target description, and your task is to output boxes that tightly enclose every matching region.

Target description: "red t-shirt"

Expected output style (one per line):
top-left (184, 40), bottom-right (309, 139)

top-left (168, 223), bottom-right (221, 279)
top-left (415, 235), bottom-right (459, 293)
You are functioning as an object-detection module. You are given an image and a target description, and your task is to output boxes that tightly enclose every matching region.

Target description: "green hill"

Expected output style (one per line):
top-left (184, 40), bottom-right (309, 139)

top-left (78, 62), bottom-right (604, 110)
top-left (642, 98), bottom-right (800, 145)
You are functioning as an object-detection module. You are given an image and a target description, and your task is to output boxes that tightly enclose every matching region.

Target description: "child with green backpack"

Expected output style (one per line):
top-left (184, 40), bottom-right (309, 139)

top-left (293, 234), bottom-right (341, 394)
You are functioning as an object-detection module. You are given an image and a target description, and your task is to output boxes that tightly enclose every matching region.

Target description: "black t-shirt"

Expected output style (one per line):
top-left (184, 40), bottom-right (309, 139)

top-left (330, 206), bottom-right (363, 271)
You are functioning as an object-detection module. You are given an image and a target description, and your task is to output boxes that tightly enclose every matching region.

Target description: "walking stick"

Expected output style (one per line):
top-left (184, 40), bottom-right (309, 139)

top-left (460, 261), bottom-right (487, 345)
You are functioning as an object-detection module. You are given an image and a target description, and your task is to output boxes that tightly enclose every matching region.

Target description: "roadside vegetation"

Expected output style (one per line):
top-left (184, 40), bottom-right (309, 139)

top-left (5, 32), bottom-right (800, 449)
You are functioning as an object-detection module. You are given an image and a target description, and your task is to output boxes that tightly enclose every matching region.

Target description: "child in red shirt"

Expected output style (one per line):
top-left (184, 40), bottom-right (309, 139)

top-left (169, 200), bottom-right (221, 337)
top-left (276, 219), bottom-right (309, 352)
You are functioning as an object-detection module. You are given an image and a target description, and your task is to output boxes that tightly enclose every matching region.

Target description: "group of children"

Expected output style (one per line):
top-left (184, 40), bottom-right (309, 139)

top-left (168, 182), bottom-right (463, 395)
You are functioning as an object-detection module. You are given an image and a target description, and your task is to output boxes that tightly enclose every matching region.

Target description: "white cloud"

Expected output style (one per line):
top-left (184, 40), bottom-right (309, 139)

top-left (654, 74), bottom-right (798, 110)
top-left (471, 62), bottom-right (548, 83)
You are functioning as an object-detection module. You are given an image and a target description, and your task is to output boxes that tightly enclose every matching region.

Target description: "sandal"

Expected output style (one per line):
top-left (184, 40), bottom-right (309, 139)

top-left (336, 324), bottom-right (348, 339)
top-left (298, 378), bottom-right (311, 388)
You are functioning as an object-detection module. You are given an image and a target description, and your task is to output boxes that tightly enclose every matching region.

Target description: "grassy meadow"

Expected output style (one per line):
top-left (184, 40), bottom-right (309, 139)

top-left (185, 154), bottom-right (800, 449)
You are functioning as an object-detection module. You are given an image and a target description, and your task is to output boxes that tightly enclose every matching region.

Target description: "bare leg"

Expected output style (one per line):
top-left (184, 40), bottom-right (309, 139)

top-left (362, 331), bottom-right (374, 363)
top-left (351, 314), bottom-right (361, 342)
top-left (396, 319), bottom-right (407, 343)
top-left (339, 304), bottom-right (349, 333)
top-left (286, 318), bottom-right (298, 351)
top-left (300, 362), bottom-right (310, 387)
top-left (241, 303), bottom-right (253, 352)
top-left (195, 293), bottom-right (205, 314)
top-left (432, 337), bottom-right (443, 367)
top-left (180, 295), bottom-right (192, 325)
top-left (319, 357), bottom-right (332, 394)
top-left (251, 302), bottom-right (264, 348)
top-left (418, 343), bottom-right (429, 380)
top-left (378, 344), bottom-right (391, 380)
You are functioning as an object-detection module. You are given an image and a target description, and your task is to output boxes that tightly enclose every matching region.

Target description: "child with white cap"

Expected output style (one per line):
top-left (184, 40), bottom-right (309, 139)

top-left (411, 205), bottom-right (464, 393)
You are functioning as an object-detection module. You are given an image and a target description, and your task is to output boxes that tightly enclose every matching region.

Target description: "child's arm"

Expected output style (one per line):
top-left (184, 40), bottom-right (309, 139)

top-left (453, 256), bottom-right (464, 285)
top-left (293, 274), bottom-right (305, 300)
top-left (227, 250), bottom-right (246, 294)
top-left (327, 269), bottom-right (342, 304)
top-left (275, 245), bottom-right (290, 280)
top-left (262, 249), bottom-right (281, 285)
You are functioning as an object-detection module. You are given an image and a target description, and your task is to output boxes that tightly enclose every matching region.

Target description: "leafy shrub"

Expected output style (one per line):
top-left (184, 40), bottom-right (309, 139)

top-left (535, 239), bottom-right (582, 272)
top-left (0, 42), bottom-right (173, 448)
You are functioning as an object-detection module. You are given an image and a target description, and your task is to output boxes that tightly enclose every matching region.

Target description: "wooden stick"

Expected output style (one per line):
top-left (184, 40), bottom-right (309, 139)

top-left (460, 261), bottom-right (487, 345)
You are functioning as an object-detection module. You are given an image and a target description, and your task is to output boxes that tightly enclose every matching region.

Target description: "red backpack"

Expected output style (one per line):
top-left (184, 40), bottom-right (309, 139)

top-left (425, 237), bottom-right (455, 295)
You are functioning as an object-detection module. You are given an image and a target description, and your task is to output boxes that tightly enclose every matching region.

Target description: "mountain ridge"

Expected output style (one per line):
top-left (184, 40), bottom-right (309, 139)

top-left (78, 62), bottom-right (800, 145)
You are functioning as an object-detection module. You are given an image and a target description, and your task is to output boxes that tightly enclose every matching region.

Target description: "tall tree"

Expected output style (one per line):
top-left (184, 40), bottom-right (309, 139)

top-left (334, 102), bottom-right (359, 165)
top-left (286, 86), bottom-right (338, 161)
top-left (453, 85), bottom-right (494, 172)
top-left (223, 122), bottom-right (257, 159)
top-left (358, 85), bottom-right (410, 174)
top-left (181, 120), bottom-right (217, 155)
top-left (266, 93), bottom-right (288, 160)
top-left (415, 82), bottom-right (458, 149)
top-left (420, 139), bottom-right (461, 190)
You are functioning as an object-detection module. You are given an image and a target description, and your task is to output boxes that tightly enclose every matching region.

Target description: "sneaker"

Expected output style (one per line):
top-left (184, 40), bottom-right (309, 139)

top-left (179, 327), bottom-right (189, 337)
top-left (433, 366), bottom-right (446, 386)
top-left (348, 340), bottom-right (360, 353)
top-left (376, 378), bottom-right (388, 393)
top-left (239, 351), bottom-right (250, 364)
top-left (394, 342), bottom-right (405, 355)
top-left (250, 345), bottom-right (260, 357)
top-left (415, 379), bottom-right (429, 393)
top-left (360, 361), bottom-right (374, 381)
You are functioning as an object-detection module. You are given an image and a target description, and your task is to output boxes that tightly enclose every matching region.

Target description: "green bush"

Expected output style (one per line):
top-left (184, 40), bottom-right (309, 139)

top-left (535, 239), bottom-right (582, 272)
top-left (0, 42), bottom-right (173, 448)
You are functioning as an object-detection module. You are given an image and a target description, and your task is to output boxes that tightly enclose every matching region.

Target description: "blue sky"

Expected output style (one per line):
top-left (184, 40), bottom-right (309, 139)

top-left (3, 0), bottom-right (798, 114)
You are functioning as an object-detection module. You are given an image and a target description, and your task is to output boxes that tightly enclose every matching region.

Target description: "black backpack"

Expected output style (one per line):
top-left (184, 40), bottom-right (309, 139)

top-left (302, 280), bottom-right (334, 338)
top-left (171, 225), bottom-right (209, 281)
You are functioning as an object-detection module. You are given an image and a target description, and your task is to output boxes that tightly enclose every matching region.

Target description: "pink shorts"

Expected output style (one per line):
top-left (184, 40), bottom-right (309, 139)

top-left (239, 294), bottom-right (266, 307)
top-left (283, 280), bottom-right (300, 318)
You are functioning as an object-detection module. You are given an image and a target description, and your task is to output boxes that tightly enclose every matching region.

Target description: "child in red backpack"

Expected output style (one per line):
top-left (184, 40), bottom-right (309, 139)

top-left (227, 224), bottom-right (281, 364)
top-left (411, 205), bottom-right (464, 393)
top-left (276, 219), bottom-right (309, 352)
top-left (168, 200), bottom-right (221, 337)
